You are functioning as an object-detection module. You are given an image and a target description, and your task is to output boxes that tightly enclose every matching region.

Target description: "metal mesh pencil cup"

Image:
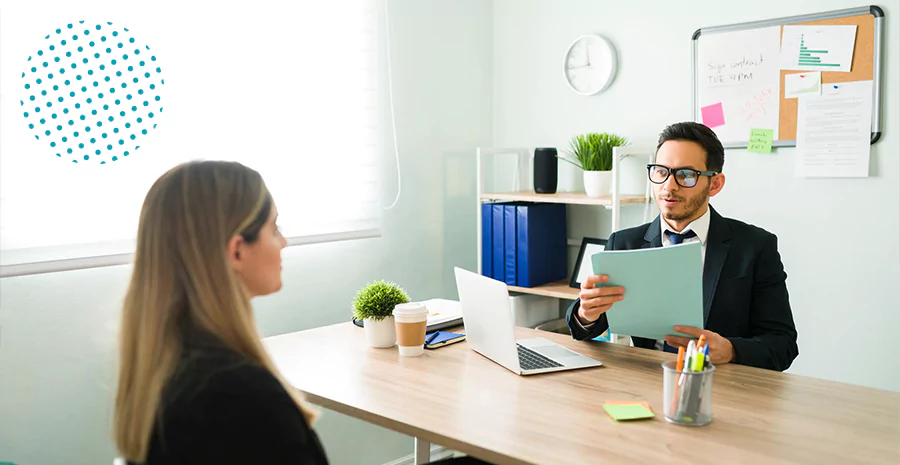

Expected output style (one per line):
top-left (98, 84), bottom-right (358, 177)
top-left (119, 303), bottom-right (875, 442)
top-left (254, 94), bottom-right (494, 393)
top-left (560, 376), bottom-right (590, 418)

top-left (662, 360), bottom-right (715, 426)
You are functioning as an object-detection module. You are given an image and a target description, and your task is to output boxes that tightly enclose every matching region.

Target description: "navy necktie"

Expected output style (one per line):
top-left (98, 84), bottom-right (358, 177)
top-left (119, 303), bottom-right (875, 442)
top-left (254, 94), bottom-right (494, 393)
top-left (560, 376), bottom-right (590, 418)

top-left (662, 229), bottom-right (698, 353)
top-left (665, 229), bottom-right (697, 245)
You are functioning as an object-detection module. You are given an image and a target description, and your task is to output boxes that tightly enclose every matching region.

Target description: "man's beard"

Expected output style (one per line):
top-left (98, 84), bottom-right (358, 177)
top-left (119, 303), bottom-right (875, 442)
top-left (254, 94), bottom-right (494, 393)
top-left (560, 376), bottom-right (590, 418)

top-left (663, 186), bottom-right (710, 222)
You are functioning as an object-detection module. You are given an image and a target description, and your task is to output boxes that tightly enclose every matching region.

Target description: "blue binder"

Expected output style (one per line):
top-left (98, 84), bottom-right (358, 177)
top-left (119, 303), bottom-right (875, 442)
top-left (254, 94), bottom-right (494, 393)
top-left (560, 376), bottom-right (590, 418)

top-left (481, 203), bottom-right (493, 278)
top-left (491, 204), bottom-right (505, 281)
top-left (504, 204), bottom-right (518, 286)
top-left (515, 203), bottom-right (567, 287)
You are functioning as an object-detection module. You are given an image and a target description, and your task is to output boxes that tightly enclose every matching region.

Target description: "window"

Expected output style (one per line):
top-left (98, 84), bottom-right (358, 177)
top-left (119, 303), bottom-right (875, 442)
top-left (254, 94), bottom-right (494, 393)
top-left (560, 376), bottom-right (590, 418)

top-left (0, 1), bottom-right (383, 277)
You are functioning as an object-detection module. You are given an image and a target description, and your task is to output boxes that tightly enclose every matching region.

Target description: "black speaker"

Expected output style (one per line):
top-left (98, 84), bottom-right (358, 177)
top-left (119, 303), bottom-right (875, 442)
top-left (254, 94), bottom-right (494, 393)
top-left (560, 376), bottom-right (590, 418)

top-left (533, 147), bottom-right (558, 194)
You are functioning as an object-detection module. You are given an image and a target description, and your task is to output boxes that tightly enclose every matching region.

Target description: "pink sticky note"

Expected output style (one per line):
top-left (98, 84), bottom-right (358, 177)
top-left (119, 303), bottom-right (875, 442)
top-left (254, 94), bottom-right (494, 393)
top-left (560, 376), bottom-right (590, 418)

top-left (701, 102), bottom-right (725, 128)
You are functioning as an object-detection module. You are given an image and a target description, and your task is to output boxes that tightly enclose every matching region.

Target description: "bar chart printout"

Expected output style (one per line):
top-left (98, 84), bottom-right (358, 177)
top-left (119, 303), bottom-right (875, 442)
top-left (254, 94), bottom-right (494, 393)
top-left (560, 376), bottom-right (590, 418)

top-left (780, 25), bottom-right (856, 72)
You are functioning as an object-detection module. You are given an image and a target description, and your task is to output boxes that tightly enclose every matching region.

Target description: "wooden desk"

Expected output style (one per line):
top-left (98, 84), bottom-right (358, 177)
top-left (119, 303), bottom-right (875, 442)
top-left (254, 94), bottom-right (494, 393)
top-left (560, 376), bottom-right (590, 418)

top-left (265, 323), bottom-right (900, 465)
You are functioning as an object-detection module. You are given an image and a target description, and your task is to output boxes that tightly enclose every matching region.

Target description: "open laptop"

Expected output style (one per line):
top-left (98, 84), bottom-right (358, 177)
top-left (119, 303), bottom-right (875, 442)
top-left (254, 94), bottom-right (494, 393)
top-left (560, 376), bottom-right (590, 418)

top-left (454, 267), bottom-right (602, 375)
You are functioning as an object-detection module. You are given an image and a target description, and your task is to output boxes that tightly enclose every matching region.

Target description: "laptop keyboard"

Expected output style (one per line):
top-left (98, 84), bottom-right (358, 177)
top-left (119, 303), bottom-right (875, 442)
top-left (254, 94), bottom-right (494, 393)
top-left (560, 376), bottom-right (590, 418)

top-left (517, 344), bottom-right (564, 371)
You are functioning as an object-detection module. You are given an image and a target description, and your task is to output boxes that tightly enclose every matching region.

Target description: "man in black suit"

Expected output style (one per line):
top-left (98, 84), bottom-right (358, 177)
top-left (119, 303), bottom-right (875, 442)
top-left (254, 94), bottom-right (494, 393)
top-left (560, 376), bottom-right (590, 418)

top-left (566, 122), bottom-right (798, 371)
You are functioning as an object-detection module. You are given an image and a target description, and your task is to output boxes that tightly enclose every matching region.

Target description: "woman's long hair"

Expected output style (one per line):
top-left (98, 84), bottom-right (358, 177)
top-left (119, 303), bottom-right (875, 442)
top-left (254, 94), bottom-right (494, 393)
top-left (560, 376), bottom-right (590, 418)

top-left (114, 160), bottom-right (315, 462)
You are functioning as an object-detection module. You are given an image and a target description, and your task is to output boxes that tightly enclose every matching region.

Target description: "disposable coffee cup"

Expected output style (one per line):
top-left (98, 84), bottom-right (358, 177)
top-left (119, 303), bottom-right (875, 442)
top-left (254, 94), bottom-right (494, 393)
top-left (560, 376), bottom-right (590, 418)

top-left (393, 302), bottom-right (428, 357)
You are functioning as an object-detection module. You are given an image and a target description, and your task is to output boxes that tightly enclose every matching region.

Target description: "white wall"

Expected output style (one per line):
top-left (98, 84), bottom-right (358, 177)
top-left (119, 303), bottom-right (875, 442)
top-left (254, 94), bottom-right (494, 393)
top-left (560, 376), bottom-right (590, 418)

top-left (0, 1), bottom-right (491, 464)
top-left (493, 0), bottom-right (900, 391)
top-left (2, 1), bottom-right (897, 463)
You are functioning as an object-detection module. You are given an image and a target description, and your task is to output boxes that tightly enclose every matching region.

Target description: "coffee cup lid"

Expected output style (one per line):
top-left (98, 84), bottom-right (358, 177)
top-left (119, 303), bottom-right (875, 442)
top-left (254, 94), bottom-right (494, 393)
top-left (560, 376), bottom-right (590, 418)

top-left (393, 302), bottom-right (427, 316)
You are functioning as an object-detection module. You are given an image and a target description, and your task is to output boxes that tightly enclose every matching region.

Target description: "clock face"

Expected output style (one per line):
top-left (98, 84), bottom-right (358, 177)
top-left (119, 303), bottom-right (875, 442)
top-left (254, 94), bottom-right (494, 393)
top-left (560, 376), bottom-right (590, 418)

top-left (564, 35), bottom-right (617, 95)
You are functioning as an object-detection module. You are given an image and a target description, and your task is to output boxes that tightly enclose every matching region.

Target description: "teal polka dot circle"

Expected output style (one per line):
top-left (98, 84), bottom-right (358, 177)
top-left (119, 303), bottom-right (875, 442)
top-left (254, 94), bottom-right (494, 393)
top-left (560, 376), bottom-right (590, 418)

top-left (20, 21), bottom-right (164, 164)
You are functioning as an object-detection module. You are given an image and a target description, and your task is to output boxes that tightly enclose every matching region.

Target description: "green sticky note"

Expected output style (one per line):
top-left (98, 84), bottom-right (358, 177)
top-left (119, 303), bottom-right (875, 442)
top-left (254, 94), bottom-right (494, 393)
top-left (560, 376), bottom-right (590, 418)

top-left (748, 128), bottom-right (774, 154)
top-left (602, 403), bottom-right (655, 421)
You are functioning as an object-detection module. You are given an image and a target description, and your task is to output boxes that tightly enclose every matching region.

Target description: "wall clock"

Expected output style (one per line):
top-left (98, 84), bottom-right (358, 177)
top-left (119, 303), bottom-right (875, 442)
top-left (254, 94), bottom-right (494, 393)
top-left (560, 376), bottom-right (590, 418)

top-left (564, 34), bottom-right (618, 95)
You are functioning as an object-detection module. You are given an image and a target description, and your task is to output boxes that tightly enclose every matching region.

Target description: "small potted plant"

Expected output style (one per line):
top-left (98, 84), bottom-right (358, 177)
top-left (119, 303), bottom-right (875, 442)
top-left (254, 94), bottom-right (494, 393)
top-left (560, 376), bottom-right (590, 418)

top-left (352, 280), bottom-right (411, 348)
top-left (559, 132), bottom-right (628, 198)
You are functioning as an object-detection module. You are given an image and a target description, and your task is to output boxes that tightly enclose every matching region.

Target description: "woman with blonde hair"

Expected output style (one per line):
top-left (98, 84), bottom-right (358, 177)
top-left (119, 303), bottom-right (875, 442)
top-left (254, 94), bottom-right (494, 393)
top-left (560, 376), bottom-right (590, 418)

top-left (114, 160), bottom-right (489, 464)
top-left (114, 160), bottom-right (326, 464)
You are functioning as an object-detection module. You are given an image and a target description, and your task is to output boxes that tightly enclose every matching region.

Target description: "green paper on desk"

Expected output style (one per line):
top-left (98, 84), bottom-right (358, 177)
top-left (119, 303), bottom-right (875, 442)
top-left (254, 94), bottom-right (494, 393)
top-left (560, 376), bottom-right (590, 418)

top-left (591, 242), bottom-right (704, 341)
top-left (748, 128), bottom-right (774, 154)
top-left (602, 403), bottom-right (655, 421)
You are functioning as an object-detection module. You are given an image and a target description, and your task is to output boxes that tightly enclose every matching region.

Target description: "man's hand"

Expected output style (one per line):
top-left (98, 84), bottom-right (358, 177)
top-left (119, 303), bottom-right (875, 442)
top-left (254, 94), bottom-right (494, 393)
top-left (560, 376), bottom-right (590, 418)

top-left (665, 326), bottom-right (735, 364)
top-left (576, 275), bottom-right (624, 325)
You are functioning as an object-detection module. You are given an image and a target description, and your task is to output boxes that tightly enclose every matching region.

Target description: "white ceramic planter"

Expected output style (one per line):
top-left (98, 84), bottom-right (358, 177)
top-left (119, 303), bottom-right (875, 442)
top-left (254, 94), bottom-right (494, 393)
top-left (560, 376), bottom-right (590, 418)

top-left (583, 170), bottom-right (613, 198)
top-left (364, 316), bottom-right (396, 348)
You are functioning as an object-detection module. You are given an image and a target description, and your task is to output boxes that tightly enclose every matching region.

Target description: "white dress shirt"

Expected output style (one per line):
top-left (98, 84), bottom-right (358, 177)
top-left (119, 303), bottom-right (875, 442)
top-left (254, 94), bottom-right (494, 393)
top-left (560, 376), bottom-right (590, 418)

top-left (660, 206), bottom-right (711, 269)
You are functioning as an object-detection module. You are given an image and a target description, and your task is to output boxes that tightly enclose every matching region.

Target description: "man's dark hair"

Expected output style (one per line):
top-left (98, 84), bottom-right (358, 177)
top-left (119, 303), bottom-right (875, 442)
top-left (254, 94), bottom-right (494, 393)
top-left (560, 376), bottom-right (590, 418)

top-left (656, 122), bottom-right (725, 173)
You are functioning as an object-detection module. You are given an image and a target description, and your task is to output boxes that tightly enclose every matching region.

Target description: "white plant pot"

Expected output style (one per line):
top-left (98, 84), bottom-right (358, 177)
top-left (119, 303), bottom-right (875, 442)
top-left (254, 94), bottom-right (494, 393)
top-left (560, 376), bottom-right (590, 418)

top-left (583, 170), bottom-right (613, 198)
top-left (364, 316), bottom-right (396, 348)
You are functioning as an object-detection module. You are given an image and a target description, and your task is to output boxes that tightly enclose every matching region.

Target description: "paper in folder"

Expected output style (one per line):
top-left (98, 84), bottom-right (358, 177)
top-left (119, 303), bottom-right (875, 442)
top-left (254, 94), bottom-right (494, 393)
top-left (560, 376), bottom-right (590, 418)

top-left (591, 242), bottom-right (704, 341)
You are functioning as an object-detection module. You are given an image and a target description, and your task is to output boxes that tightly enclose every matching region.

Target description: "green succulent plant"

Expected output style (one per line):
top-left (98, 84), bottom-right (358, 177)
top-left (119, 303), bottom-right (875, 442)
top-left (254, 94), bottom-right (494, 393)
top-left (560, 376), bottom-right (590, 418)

top-left (559, 132), bottom-right (628, 171)
top-left (352, 280), bottom-right (411, 321)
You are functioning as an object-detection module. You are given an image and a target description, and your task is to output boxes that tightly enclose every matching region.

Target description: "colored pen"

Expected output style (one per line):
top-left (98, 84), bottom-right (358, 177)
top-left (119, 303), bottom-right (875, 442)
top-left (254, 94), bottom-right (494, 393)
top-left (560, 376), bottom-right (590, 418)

top-left (688, 343), bottom-right (702, 370)
top-left (676, 346), bottom-right (687, 385)
top-left (678, 344), bottom-right (695, 416)
top-left (425, 332), bottom-right (439, 345)
top-left (670, 346), bottom-right (686, 417)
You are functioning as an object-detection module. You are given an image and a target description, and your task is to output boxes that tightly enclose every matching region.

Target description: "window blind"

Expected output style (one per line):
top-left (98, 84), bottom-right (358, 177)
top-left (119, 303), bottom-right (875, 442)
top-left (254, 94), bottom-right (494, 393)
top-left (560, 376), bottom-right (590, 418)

top-left (0, 0), bottom-right (383, 277)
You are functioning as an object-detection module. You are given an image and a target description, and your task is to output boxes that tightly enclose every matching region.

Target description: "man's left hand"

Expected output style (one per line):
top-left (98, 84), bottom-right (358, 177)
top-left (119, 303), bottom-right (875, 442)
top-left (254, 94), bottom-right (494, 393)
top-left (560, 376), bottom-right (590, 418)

top-left (665, 326), bottom-right (735, 364)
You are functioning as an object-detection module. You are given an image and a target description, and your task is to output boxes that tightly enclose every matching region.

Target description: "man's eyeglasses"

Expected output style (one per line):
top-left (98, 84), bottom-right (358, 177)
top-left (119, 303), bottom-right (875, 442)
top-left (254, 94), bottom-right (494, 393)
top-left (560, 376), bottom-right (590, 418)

top-left (647, 164), bottom-right (719, 188)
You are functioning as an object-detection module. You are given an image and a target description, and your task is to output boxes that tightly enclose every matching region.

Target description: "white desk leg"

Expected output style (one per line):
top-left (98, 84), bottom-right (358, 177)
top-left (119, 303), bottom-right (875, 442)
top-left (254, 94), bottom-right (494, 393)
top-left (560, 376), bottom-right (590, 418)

top-left (414, 438), bottom-right (430, 464)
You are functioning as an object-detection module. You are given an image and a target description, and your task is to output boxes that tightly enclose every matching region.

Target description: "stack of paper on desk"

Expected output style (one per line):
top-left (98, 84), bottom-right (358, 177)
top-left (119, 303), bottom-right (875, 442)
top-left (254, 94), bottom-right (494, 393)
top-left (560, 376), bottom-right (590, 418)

top-left (420, 298), bottom-right (464, 332)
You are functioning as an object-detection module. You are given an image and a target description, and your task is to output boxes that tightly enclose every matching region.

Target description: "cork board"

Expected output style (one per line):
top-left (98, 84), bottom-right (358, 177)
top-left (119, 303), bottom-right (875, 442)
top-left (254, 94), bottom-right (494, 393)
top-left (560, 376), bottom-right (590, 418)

top-left (779, 14), bottom-right (875, 141)
top-left (693, 6), bottom-right (884, 148)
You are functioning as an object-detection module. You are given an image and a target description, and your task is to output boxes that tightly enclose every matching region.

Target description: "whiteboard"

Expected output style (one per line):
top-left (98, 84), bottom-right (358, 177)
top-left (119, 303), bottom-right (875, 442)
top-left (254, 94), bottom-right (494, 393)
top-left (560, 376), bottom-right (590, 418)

top-left (696, 26), bottom-right (782, 145)
top-left (692, 6), bottom-right (885, 148)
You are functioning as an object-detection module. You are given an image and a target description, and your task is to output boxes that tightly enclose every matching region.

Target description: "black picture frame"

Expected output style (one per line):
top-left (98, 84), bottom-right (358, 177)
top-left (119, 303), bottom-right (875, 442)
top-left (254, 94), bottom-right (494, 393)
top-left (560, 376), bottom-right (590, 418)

top-left (569, 237), bottom-right (608, 289)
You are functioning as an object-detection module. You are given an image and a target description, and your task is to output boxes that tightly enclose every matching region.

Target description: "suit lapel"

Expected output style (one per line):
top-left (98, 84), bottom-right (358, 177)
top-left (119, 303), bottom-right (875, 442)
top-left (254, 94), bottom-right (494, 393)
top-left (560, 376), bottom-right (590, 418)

top-left (702, 206), bottom-right (732, 323)
top-left (642, 215), bottom-right (663, 249)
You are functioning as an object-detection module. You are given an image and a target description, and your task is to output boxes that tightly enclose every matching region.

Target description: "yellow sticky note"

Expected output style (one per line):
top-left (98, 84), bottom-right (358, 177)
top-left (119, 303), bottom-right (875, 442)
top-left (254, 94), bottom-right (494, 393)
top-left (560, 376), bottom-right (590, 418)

top-left (602, 403), bottom-right (655, 421)
top-left (748, 128), bottom-right (774, 154)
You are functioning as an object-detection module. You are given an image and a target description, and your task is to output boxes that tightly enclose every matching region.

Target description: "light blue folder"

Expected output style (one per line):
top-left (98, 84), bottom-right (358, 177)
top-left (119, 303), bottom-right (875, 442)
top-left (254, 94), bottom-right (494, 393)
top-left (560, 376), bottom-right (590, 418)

top-left (591, 242), bottom-right (703, 341)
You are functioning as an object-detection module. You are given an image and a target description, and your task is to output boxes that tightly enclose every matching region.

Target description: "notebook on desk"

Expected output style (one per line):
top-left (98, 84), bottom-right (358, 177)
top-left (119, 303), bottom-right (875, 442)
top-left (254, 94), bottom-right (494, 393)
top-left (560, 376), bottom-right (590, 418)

top-left (421, 298), bottom-right (464, 332)
top-left (351, 298), bottom-right (463, 332)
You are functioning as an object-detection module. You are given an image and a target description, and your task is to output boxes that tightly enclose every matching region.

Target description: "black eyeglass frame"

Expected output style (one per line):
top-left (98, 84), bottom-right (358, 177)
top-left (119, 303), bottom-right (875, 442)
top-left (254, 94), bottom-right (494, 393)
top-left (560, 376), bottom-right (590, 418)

top-left (646, 164), bottom-right (719, 188)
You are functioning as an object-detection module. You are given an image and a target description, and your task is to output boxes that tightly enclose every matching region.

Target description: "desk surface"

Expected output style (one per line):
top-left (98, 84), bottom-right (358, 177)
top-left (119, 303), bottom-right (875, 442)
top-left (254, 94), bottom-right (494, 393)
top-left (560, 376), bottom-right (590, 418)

top-left (265, 323), bottom-right (900, 465)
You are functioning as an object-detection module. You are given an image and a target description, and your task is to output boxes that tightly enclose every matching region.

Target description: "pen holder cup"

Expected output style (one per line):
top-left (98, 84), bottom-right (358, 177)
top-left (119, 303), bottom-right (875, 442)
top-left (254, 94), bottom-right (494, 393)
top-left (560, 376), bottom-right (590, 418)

top-left (662, 360), bottom-right (715, 426)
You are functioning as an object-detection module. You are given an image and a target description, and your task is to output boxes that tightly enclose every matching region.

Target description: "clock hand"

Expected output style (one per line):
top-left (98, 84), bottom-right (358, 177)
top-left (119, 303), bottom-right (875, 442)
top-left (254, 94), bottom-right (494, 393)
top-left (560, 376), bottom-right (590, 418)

top-left (585, 46), bottom-right (591, 67)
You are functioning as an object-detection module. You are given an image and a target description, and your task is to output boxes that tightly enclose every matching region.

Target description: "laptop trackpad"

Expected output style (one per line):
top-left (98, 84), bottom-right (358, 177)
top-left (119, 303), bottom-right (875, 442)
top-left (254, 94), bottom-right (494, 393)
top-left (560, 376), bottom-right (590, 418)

top-left (533, 345), bottom-right (577, 360)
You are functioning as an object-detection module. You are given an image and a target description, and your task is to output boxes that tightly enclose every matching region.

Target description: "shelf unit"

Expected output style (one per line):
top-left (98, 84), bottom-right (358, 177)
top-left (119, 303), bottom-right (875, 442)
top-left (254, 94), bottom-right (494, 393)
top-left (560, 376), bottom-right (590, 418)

top-left (475, 146), bottom-right (656, 340)
top-left (480, 191), bottom-right (647, 207)
top-left (507, 279), bottom-right (578, 300)
top-left (475, 146), bottom-right (655, 298)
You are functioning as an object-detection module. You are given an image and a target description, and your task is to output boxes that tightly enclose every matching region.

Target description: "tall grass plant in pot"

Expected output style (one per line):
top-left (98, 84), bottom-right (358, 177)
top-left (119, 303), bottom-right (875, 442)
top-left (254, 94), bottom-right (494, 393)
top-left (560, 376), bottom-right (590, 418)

top-left (560, 133), bottom-right (628, 198)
